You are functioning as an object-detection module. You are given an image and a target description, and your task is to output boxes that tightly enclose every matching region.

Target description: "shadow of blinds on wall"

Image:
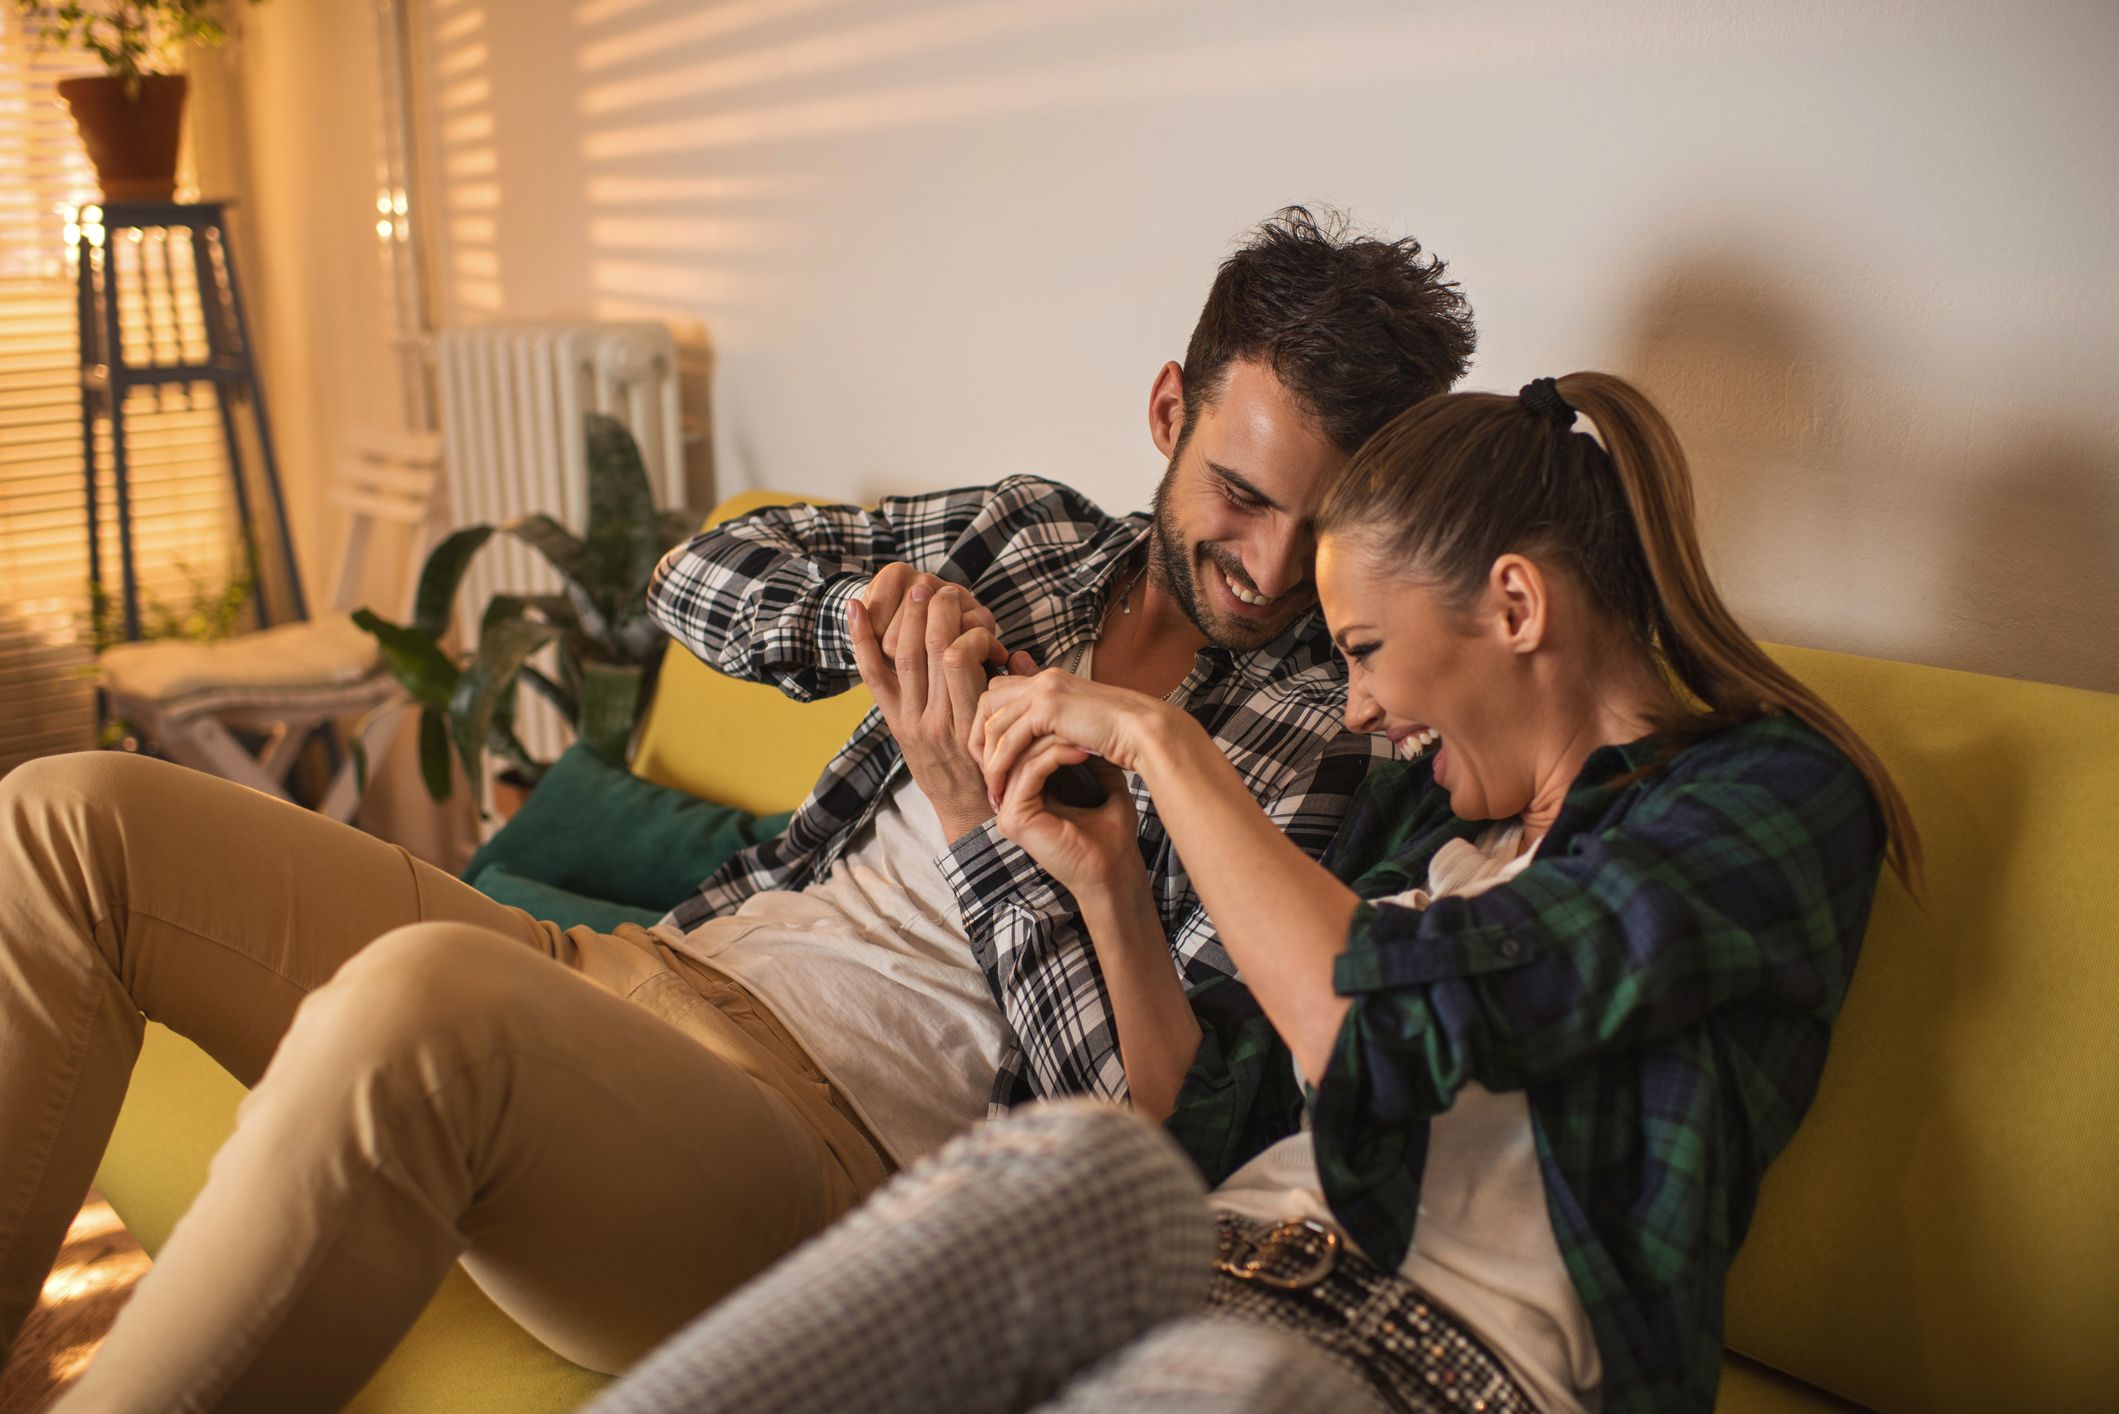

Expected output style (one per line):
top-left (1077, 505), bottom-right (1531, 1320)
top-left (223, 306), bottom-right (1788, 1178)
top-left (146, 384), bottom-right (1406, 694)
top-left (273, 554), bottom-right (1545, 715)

top-left (1, 22), bottom-right (239, 774)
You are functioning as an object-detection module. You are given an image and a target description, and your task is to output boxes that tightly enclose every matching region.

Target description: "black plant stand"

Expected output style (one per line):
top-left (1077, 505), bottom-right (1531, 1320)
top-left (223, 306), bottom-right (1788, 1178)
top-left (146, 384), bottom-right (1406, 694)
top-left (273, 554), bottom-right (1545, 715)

top-left (75, 200), bottom-right (306, 644)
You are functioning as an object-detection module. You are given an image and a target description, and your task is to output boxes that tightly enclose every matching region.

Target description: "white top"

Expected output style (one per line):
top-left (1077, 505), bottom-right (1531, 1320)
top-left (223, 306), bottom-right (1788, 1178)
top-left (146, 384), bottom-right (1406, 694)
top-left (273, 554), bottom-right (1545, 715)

top-left (1209, 824), bottom-right (1604, 1414)
top-left (656, 769), bottom-right (1008, 1167)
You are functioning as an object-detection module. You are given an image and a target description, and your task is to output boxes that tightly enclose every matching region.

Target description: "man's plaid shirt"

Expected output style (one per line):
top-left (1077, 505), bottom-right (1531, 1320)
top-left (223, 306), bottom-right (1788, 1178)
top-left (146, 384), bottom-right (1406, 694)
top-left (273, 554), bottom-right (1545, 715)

top-left (1165, 715), bottom-right (1886, 1414)
top-left (647, 474), bottom-right (1389, 1108)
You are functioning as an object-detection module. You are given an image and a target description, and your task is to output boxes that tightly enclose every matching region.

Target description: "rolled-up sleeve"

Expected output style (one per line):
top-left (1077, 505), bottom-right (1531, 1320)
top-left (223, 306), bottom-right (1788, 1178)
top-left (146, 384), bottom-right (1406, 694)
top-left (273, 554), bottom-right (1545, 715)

top-left (1162, 976), bottom-right (1305, 1184)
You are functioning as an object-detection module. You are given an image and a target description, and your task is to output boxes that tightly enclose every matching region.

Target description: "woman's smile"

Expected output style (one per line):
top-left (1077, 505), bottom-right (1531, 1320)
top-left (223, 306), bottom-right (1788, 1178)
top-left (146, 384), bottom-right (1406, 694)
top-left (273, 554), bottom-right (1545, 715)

top-left (1386, 722), bottom-right (1439, 760)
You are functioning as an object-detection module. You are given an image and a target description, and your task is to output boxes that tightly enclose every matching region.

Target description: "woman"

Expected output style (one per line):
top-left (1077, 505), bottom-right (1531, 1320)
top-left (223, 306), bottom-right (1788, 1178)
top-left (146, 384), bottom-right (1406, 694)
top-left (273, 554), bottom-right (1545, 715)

top-left (587, 374), bottom-right (1917, 1414)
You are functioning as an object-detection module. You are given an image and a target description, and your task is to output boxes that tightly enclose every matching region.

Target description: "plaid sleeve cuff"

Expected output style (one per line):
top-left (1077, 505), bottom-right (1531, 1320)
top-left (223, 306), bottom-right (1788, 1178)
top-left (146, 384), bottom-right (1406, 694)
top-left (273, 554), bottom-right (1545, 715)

top-left (1165, 975), bottom-right (1302, 1185)
top-left (938, 820), bottom-right (1066, 925)
top-left (759, 569), bottom-right (868, 677)
top-left (819, 572), bottom-right (872, 668)
top-left (1163, 1023), bottom-right (1243, 1178)
top-left (1332, 900), bottom-right (1530, 994)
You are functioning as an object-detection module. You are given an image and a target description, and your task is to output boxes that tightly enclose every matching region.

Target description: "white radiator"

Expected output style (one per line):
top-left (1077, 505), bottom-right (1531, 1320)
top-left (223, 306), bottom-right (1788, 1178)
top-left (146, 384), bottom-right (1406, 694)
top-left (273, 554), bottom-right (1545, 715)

top-left (433, 322), bottom-right (687, 774)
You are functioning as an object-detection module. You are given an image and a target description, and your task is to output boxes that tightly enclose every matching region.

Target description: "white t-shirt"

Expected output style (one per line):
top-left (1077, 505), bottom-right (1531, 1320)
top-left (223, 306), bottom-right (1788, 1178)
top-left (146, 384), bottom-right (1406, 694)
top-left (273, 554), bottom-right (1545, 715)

top-left (654, 770), bottom-right (1008, 1168)
top-left (1209, 824), bottom-right (1604, 1414)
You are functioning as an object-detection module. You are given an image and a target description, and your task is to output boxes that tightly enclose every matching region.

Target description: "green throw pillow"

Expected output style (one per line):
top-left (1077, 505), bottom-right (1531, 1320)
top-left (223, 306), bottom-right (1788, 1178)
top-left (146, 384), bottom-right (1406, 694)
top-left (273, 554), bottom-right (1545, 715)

top-left (463, 744), bottom-right (793, 920)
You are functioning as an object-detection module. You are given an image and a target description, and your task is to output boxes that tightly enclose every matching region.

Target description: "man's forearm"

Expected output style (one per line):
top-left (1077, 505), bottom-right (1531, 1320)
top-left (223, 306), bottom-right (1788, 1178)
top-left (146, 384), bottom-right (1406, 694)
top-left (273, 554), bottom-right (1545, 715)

top-left (648, 517), bottom-right (874, 699)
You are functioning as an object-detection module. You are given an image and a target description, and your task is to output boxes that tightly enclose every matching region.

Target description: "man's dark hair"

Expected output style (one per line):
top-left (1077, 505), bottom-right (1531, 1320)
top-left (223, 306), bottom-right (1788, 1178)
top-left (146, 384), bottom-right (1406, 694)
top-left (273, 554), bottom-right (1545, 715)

top-left (1179, 205), bottom-right (1477, 455)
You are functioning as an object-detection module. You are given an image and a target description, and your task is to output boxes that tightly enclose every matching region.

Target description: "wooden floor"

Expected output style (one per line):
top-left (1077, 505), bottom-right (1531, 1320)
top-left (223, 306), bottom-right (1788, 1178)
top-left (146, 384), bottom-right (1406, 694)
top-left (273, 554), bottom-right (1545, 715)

top-left (0, 1194), bottom-right (148, 1413)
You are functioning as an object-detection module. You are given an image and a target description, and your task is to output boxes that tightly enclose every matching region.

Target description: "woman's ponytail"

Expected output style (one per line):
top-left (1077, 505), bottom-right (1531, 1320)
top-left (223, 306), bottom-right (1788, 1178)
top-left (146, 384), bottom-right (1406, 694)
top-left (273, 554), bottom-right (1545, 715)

top-left (1555, 373), bottom-right (1921, 890)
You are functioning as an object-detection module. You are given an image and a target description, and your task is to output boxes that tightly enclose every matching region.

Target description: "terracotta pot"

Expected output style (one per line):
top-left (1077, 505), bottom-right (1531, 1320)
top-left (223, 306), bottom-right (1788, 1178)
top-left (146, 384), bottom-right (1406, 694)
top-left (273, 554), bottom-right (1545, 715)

top-left (57, 74), bottom-right (188, 203)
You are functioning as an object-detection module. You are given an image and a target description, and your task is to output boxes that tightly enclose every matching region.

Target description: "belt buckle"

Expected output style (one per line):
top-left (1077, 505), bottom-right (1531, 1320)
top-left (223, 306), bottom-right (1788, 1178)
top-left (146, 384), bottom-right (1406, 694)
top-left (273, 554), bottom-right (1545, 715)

top-left (1219, 1218), bottom-right (1341, 1291)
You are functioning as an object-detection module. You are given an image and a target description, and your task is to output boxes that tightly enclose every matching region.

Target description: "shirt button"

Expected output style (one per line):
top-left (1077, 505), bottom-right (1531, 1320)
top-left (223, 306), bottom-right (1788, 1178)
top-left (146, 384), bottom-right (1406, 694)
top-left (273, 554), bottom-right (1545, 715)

top-left (1498, 939), bottom-right (1523, 960)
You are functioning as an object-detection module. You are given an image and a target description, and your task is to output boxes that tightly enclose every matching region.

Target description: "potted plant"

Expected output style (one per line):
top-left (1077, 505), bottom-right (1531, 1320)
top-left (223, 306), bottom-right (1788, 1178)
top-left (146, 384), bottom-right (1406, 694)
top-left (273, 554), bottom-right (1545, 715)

top-left (85, 547), bottom-right (256, 749)
top-left (352, 411), bottom-right (700, 809)
top-left (12, 0), bottom-right (258, 202)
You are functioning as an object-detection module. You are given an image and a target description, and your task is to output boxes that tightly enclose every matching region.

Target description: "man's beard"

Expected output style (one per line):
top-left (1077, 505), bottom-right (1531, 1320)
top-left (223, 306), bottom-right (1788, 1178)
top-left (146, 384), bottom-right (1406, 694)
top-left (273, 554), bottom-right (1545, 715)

top-left (1148, 461), bottom-right (1298, 653)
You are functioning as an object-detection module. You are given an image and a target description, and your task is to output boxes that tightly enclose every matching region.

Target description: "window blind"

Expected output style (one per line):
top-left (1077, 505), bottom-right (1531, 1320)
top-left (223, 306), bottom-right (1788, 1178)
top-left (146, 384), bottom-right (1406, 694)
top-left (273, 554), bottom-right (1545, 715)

top-left (1, 19), bottom-right (239, 774)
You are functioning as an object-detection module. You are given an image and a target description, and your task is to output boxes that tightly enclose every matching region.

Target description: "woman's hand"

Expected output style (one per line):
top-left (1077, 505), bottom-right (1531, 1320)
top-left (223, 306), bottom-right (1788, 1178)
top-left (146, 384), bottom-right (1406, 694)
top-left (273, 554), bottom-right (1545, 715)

top-left (974, 670), bottom-right (1174, 800)
top-left (976, 669), bottom-right (1194, 901)
top-left (990, 735), bottom-right (1143, 903)
top-left (988, 667), bottom-right (1362, 1084)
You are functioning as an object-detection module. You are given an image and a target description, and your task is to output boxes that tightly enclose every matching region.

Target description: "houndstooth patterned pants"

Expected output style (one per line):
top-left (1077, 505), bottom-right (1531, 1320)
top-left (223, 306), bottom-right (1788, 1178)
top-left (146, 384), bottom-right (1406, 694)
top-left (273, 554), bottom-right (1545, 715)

top-left (587, 1104), bottom-right (1509, 1413)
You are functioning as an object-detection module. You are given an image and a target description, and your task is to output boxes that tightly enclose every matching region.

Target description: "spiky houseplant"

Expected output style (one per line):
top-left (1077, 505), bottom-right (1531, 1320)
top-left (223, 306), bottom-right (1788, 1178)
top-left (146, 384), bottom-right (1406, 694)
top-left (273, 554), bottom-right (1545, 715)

top-left (353, 412), bottom-right (698, 804)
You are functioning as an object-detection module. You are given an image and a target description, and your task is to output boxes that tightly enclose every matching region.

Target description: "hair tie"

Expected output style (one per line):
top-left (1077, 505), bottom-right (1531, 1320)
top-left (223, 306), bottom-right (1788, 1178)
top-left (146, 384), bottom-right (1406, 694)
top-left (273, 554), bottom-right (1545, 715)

top-left (1519, 377), bottom-right (1575, 428)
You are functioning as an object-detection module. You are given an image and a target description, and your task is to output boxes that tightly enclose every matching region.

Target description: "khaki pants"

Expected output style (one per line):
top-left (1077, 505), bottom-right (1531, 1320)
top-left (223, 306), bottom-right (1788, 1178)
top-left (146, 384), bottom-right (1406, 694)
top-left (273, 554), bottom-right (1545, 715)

top-left (0, 752), bottom-right (890, 1412)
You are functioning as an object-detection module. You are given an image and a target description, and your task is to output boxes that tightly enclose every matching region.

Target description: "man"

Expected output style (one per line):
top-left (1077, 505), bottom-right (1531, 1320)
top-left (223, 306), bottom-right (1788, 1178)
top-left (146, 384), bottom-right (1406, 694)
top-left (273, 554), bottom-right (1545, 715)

top-left (650, 207), bottom-right (1477, 1118)
top-left (0, 208), bottom-right (1473, 1410)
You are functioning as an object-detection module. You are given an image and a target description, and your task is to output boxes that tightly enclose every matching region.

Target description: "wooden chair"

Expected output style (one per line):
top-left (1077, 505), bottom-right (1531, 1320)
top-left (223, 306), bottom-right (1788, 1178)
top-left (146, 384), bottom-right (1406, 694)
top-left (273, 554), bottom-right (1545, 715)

top-left (98, 430), bottom-right (443, 823)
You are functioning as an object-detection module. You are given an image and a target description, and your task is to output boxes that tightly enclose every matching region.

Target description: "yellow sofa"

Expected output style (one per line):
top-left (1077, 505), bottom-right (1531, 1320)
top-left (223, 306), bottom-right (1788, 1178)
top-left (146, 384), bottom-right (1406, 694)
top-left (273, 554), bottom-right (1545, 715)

top-left (90, 492), bottom-right (2119, 1411)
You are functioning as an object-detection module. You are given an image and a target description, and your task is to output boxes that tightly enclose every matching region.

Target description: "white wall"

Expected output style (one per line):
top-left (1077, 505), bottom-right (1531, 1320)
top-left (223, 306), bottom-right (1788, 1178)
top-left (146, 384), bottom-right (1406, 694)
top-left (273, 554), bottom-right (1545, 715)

top-left (251, 0), bottom-right (2119, 695)
top-left (204, 2), bottom-right (398, 577)
top-left (202, 2), bottom-right (472, 858)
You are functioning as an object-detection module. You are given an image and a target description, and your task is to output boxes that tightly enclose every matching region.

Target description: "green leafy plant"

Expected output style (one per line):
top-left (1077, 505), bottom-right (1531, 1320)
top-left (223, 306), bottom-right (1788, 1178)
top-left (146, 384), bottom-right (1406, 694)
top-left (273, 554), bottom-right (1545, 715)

top-left (11, 1), bottom-right (257, 89)
top-left (352, 412), bottom-right (699, 806)
top-left (88, 548), bottom-right (256, 654)
top-left (85, 548), bottom-right (256, 748)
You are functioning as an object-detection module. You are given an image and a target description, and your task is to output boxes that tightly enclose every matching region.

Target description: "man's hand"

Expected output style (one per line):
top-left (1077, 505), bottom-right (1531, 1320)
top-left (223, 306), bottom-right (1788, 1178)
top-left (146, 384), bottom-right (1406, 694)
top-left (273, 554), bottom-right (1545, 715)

top-left (862, 563), bottom-right (1003, 660)
top-left (849, 582), bottom-right (1020, 841)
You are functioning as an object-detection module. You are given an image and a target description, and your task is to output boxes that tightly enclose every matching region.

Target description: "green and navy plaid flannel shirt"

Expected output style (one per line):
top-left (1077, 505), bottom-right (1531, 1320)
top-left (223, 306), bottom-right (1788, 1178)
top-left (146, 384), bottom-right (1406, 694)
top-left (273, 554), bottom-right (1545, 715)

top-left (1165, 713), bottom-right (1886, 1414)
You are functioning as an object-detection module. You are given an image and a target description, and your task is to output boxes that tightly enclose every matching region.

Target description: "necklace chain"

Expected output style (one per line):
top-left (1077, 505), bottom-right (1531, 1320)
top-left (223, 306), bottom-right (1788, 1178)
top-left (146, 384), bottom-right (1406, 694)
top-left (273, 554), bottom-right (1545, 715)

top-left (1097, 560), bottom-right (1144, 643)
top-left (1115, 559), bottom-right (1142, 615)
top-left (1086, 556), bottom-right (1186, 704)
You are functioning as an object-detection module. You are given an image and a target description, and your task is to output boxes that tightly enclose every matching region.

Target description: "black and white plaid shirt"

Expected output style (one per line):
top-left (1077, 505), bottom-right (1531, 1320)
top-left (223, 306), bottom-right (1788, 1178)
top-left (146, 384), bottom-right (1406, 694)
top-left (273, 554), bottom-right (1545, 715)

top-left (648, 475), bottom-right (1389, 1109)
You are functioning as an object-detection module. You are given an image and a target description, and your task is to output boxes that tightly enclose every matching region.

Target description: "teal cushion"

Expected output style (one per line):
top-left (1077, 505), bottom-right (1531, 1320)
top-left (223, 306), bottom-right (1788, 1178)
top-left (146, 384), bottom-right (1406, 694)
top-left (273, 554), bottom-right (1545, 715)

top-left (466, 865), bottom-right (667, 933)
top-left (463, 744), bottom-right (792, 918)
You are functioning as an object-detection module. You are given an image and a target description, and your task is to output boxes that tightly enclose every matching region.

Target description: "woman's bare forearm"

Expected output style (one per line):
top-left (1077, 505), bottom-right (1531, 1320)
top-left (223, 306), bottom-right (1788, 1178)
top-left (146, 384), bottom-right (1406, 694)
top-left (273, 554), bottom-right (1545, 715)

top-left (1135, 709), bottom-right (1357, 1080)
top-left (1078, 879), bottom-right (1202, 1123)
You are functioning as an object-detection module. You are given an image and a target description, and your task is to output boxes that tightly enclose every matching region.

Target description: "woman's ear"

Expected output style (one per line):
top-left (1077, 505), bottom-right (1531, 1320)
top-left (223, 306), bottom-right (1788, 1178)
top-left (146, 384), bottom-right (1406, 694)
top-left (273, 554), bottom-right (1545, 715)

top-left (1489, 554), bottom-right (1548, 654)
top-left (1148, 361), bottom-right (1186, 459)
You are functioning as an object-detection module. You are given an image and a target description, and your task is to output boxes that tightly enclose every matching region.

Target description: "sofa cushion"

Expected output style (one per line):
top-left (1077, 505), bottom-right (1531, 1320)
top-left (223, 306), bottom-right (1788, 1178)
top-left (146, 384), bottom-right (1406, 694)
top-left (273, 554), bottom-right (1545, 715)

top-left (1723, 646), bottom-right (2119, 1411)
top-left (95, 1024), bottom-right (613, 1411)
top-left (463, 743), bottom-right (791, 919)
